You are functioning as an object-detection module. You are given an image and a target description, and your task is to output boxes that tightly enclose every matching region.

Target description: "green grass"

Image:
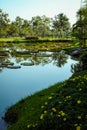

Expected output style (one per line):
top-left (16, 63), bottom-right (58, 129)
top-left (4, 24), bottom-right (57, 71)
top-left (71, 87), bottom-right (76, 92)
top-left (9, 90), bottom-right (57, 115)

top-left (0, 38), bottom-right (75, 53)
top-left (0, 37), bottom-right (24, 41)
top-left (0, 37), bottom-right (73, 43)
top-left (0, 37), bottom-right (26, 44)
top-left (5, 70), bottom-right (87, 130)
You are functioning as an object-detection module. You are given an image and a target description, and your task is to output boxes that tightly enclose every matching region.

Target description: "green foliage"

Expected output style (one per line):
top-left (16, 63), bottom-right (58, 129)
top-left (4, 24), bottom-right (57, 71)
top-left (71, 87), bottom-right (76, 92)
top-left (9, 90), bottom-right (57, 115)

top-left (0, 9), bottom-right (72, 38)
top-left (30, 15), bottom-right (51, 37)
top-left (7, 23), bottom-right (19, 36)
top-left (12, 17), bottom-right (31, 36)
top-left (0, 9), bottom-right (10, 37)
top-left (72, 0), bottom-right (87, 47)
top-left (52, 13), bottom-right (71, 38)
top-left (37, 74), bottom-right (87, 130)
top-left (4, 70), bottom-right (87, 130)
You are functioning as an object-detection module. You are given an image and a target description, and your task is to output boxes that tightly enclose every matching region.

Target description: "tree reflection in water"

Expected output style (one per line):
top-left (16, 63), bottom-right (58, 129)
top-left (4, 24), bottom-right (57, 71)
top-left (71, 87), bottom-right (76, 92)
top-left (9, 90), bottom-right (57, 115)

top-left (52, 50), bottom-right (68, 67)
top-left (0, 50), bottom-right (69, 72)
top-left (31, 52), bottom-right (52, 66)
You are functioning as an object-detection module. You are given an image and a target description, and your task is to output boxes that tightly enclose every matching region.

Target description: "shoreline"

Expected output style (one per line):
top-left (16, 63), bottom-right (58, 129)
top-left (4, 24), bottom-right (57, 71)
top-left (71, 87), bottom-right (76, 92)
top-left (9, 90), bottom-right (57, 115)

top-left (4, 70), bottom-right (87, 130)
top-left (0, 37), bottom-right (73, 43)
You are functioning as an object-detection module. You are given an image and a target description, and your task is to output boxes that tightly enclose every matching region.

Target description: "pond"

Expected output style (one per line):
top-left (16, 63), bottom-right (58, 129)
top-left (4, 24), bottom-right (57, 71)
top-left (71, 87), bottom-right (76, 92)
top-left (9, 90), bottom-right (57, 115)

top-left (0, 50), bottom-right (77, 130)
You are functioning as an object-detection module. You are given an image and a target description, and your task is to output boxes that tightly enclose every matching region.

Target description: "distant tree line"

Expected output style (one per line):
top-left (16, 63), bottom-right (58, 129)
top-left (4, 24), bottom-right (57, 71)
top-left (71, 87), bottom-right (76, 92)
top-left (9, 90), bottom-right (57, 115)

top-left (0, 9), bottom-right (71, 38)
top-left (0, 0), bottom-right (87, 44)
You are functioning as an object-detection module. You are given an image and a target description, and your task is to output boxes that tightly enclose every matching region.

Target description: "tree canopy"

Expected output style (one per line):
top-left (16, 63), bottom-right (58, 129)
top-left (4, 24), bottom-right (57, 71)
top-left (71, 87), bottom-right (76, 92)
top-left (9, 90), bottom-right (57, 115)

top-left (52, 13), bottom-right (71, 38)
top-left (0, 9), bottom-right (10, 37)
top-left (73, 0), bottom-right (87, 47)
top-left (0, 8), bottom-right (72, 38)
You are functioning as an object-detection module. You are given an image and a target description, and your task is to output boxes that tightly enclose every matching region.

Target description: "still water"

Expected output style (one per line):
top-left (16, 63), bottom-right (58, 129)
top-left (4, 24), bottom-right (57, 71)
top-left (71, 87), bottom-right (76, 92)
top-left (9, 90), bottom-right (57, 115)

top-left (0, 51), bottom-right (77, 130)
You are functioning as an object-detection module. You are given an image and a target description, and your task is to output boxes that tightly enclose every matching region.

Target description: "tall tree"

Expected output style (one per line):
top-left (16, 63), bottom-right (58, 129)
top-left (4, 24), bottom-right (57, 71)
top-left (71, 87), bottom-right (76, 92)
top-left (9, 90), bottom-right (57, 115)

top-left (13, 16), bottom-right (24, 36)
top-left (7, 22), bottom-right (18, 36)
top-left (30, 15), bottom-right (51, 37)
top-left (52, 13), bottom-right (71, 38)
top-left (0, 9), bottom-right (10, 37)
top-left (13, 17), bottom-right (31, 36)
top-left (40, 15), bottom-right (51, 37)
top-left (21, 20), bottom-right (32, 36)
top-left (73, 0), bottom-right (87, 47)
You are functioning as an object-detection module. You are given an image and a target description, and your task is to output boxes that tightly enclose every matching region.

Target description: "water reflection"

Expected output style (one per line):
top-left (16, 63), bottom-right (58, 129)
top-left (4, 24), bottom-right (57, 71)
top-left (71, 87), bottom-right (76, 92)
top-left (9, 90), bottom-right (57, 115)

top-left (52, 50), bottom-right (68, 67)
top-left (0, 50), bottom-right (69, 71)
top-left (0, 48), bottom-right (77, 130)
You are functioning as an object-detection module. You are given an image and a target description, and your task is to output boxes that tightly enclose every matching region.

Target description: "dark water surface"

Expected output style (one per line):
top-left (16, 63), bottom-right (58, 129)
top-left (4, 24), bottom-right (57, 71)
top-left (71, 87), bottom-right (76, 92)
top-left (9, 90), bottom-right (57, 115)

top-left (0, 52), bottom-right (77, 130)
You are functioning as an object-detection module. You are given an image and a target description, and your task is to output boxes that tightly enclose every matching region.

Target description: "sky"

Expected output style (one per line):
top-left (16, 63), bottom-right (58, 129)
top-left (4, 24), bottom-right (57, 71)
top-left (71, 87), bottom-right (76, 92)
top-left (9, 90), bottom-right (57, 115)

top-left (0, 0), bottom-right (81, 25)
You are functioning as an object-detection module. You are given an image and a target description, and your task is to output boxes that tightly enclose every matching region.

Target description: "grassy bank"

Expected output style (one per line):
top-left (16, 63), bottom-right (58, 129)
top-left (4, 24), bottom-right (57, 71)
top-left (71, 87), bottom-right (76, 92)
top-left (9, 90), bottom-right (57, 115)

top-left (0, 37), bottom-right (73, 43)
top-left (4, 70), bottom-right (87, 130)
